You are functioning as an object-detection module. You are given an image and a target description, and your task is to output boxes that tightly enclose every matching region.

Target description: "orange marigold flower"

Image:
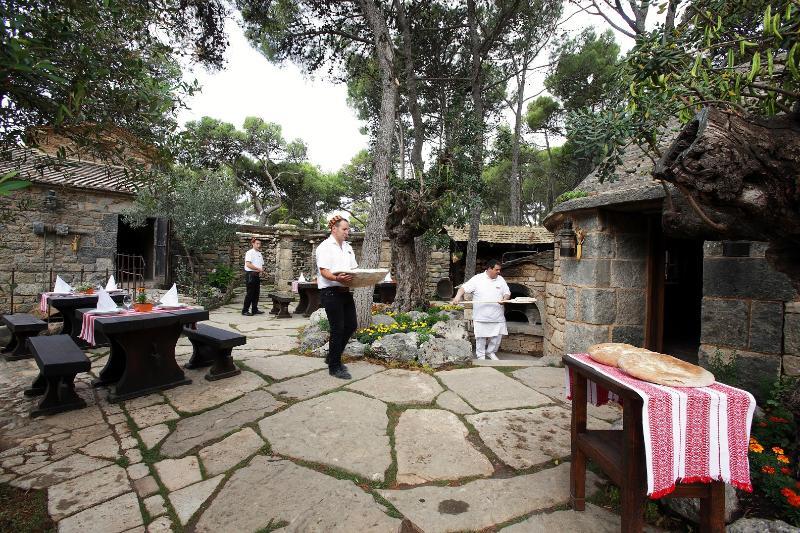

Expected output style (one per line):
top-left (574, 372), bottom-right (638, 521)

top-left (772, 447), bottom-right (785, 455)
top-left (777, 455), bottom-right (790, 464)
top-left (749, 443), bottom-right (764, 453)
top-left (762, 466), bottom-right (776, 474)
top-left (781, 487), bottom-right (797, 498)
top-left (781, 467), bottom-right (792, 475)
top-left (789, 495), bottom-right (800, 508)
top-left (769, 416), bottom-right (789, 423)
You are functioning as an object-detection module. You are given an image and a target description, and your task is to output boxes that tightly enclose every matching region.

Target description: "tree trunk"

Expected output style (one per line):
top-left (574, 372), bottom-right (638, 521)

top-left (509, 59), bottom-right (527, 225)
top-left (464, 0), bottom-right (484, 281)
top-left (654, 107), bottom-right (800, 292)
top-left (543, 131), bottom-right (555, 212)
top-left (355, 0), bottom-right (397, 328)
top-left (414, 235), bottom-right (430, 301)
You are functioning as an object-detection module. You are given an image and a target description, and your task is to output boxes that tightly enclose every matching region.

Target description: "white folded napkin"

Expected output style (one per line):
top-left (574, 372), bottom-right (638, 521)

top-left (54, 275), bottom-right (73, 294)
top-left (160, 284), bottom-right (179, 306)
top-left (298, 273), bottom-right (306, 282)
top-left (95, 289), bottom-right (118, 311)
top-left (105, 275), bottom-right (117, 291)
top-left (383, 272), bottom-right (392, 282)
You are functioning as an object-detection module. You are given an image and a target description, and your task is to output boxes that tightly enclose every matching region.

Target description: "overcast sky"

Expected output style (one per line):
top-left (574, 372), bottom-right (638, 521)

top-left (177, 8), bottom-right (634, 173)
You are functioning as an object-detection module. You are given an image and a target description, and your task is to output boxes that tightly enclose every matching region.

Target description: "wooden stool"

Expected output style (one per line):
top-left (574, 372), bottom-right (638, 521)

top-left (1, 313), bottom-right (47, 361)
top-left (564, 354), bottom-right (725, 532)
top-left (25, 335), bottom-right (91, 417)
top-left (184, 324), bottom-right (246, 381)
top-left (267, 293), bottom-right (293, 318)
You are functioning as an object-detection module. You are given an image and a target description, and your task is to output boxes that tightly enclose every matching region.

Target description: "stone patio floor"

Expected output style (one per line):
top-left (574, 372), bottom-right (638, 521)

top-left (0, 299), bottom-right (637, 532)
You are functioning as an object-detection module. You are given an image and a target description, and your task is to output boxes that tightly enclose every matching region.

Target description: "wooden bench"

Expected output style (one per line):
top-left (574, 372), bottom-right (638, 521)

top-left (1, 314), bottom-right (48, 361)
top-left (267, 293), bottom-right (293, 318)
top-left (24, 335), bottom-right (91, 417)
top-left (184, 324), bottom-right (246, 381)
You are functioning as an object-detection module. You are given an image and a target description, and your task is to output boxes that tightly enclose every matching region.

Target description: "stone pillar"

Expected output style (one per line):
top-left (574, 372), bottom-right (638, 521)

top-left (274, 224), bottom-right (299, 292)
top-left (785, 301), bottom-right (800, 376)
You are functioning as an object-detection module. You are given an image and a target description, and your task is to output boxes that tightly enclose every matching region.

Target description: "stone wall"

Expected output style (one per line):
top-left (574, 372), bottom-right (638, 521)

top-left (0, 184), bottom-right (132, 314)
top-left (698, 241), bottom-right (798, 391)
top-left (546, 210), bottom-right (650, 356)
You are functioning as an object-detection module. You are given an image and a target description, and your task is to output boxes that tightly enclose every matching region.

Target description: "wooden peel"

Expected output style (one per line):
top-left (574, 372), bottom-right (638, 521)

top-left (460, 297), bottom-right (537, 305)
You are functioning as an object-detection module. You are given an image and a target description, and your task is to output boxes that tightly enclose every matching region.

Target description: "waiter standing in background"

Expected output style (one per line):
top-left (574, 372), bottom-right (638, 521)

top-left (242, 237), bottom-right (264, 316)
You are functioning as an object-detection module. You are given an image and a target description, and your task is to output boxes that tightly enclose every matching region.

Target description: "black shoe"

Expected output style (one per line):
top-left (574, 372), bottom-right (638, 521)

top-left (241, 311), bottom-right (253, 316)
top-left (252, 309), bottom-right (265, 315)
top-left (329, 366), bottom-right (351, 380)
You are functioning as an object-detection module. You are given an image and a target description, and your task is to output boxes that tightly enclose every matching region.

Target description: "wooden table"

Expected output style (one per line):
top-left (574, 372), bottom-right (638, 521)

top-left (375, 281), bottom-right (396, 304)
top-left (45, 293), bottom-right (126, 348)
top-left (77, 307), bottom-right (209, 402)
top-left (294, 282), bottom-right (320, 317)
top-left (563, 354), bottom-right (725, 532)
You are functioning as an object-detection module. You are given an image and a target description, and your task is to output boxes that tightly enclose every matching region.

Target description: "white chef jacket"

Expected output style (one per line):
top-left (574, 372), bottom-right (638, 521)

top-left (244, 248), bottom-right (263, 272)
top-left (462, 272), bottom-right (511, 337)
top-left (316, 235), bottom-right (358, 288)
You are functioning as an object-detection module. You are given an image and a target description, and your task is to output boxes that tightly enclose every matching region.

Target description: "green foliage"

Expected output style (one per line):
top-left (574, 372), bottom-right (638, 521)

top-left (704, 348), bottom-right (741, 387)
top-left (749, 416), bottom-right (799, 525)
top-left (0, 171), bottom-right (30, 196)
top-left (0, 483), bottom-right (54, 532)
top-left (554, 190), bottom-right (588, 205)
top-left (525, 96), bottom-right (561, 133)
top-left (1, 0), bottom-right (226, 158)
top-left (317, 318), bottom-right (330, 332)
top-left (568, 0), bottom-right (800, 184)
top-left (206, 265), bottom-right (235, 291)
top-left (125, 167), bottom-right (239, 256)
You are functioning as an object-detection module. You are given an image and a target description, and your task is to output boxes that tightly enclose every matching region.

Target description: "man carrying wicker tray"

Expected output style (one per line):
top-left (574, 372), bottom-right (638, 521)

top-left (451, 258), bottom-right (511, 360)
top-left (316, 215), bottom-right (358, 379)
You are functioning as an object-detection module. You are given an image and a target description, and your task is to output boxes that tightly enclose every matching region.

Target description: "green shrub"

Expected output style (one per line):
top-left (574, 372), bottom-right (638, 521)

top-left (555, 190), bottom-right (588, 204)
top-left (704, 348), bottom-right (740, 387)
top-left (317, 318), bottom-right (330, 332)
top-left (207, 264), bottom-right (236, 290)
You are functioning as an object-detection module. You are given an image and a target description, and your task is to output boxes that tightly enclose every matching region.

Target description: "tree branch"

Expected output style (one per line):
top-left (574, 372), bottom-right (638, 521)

top-left (674, 182), bottom-right (728, 232)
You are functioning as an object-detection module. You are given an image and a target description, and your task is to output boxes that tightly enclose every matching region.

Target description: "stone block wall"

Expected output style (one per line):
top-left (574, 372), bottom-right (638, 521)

top-left (0, 184), bottom-right (133, 314)
top-left (500, 259), bottom-right (553, 356)
top-left (546, 210), bottom-right (649, 356)
top-left (698, 241), bottom-right (798, 392)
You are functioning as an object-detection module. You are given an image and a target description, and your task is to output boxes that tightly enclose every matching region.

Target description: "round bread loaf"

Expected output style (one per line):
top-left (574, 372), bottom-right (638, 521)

top-left (618, 352), bottom-right (715, 387)
top-left (587, 343), bottom-right (650, 367)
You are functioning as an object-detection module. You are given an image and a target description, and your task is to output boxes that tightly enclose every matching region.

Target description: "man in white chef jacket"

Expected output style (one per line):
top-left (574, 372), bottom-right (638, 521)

top-left (451, 259), bottom-right (511, 360)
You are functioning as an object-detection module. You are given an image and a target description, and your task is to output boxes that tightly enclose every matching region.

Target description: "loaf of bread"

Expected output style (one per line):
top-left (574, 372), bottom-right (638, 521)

top-left (618, 352), bottom-right (715, 388)
top-left (587, 343), bottom-right (651, 367)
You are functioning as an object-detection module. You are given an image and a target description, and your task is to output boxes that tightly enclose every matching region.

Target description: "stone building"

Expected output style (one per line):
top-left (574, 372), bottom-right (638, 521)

top-left (0, 148), bottom-right (170, 314)
top-left (543, 144), bottom-right (799, 395)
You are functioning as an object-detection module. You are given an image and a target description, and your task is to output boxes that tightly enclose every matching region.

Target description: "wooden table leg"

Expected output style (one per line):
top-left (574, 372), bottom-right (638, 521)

top-left (295, 291), bottom-right (308, 315)
top-left (621, 399), bottom-right (645, 532)
top-left (700, 481), bottom-right (725, 533)
top-left (304, 290), bottom-right (320, 317)
top-left (570, 371), bottom-right (588, 511)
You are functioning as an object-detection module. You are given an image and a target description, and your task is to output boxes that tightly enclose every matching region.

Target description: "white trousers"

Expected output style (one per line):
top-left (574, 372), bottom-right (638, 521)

top-left (475, 335), bottom-right (502, 359)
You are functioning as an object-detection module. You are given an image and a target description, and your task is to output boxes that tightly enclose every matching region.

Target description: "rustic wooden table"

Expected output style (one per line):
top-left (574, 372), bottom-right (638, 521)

top-left (563, 354), bottom-right (725, 532)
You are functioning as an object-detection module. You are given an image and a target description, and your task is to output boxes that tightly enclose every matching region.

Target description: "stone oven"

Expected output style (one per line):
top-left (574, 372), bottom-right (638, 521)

top-left (497, 252), bottom-right (553, 355)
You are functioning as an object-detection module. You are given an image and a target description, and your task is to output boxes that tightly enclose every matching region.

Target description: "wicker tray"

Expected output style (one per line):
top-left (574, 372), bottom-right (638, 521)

top-left (331, 268), bottom-right (389, 288)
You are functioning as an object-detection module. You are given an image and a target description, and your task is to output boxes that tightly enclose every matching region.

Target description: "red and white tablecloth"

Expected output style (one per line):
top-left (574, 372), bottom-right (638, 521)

top-left (291, 281), bottom-right (299, 293)
top-left (565, 353), bottom-right (756, 498)
top-left (39, 292), bottom-right (62, 313)
top-left (78, 308), bottom-right (177, 346)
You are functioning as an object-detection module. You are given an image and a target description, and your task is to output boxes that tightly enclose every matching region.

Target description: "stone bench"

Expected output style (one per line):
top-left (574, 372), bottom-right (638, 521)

top-left (1, 313), bottom-right (48, 361)
top-left (24, 335), bottom-right (91, 417)
top-left (184, 324), bottom-right (246, 381)
top-left (267, 293), bottom-right (294, 319)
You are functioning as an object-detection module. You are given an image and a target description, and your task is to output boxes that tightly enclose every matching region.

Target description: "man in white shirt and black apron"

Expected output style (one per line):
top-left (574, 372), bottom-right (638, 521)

top-left (316, 215), bottom-right (357, 379)
top-left (451, 259), bottom-right (511, 360)
top-left (242, 237), bottom-right (265, 316)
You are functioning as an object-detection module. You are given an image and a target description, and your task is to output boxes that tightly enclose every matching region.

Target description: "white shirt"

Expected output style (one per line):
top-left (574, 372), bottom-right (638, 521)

top-left (316, 235), bottom-right (358, 288)
top-left (244, 248), bottom-right (263, 272)
top-left (462, 272), bottom-right (511, 322)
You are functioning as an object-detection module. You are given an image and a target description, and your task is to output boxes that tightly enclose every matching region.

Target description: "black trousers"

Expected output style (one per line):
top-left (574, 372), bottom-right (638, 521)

top-left (321, 289), bottom-right (357, 370)
top-left (242, 271), bottom-right (261, 313)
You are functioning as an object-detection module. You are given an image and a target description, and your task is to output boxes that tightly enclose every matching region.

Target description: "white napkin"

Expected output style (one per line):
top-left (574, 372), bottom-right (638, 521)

top-left (95, 289), bottom-right (118, 311)
top-left (159, 284), bottom-right (179, 306)
top-left (54, 275), bottom-right (73, 294)
top-left (383, 272), bottom-right (392, 282)
top-left (298, 273), bottom-right (306, 282)
top-left (105, 275), bottom-right (117, 291)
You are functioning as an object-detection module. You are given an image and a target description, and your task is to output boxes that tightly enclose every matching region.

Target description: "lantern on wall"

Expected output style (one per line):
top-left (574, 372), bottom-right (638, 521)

top-left (558, 220), bottom-right (577, 258)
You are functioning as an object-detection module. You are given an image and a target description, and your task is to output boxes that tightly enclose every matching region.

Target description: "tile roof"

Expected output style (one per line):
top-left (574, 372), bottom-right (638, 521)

top-left (0, 148), bottom-right (139, 195)
top-left (445, 225), bottom-right (554, 244)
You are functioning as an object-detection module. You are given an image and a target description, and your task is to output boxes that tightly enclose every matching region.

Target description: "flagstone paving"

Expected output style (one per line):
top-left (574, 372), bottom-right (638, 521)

top-left (0, 298), bottom-right (646, 532)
